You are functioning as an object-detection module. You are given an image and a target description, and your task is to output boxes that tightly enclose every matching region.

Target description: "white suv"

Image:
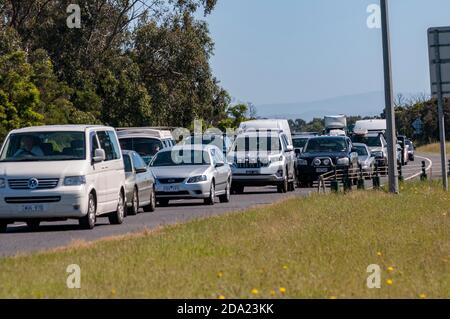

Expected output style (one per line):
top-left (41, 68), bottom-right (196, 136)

top-left (227, 130), bottom-right (296, 194)
top-left (0, 125), bottom-right (126, 232)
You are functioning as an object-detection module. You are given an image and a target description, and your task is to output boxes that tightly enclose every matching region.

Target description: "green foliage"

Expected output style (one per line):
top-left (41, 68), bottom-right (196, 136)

top-left (0, 51), bottom-right (44, 138)
top-left (0, 0), bottom-right (230, 138)
top-left (394, 98), bottom-right (450, 145)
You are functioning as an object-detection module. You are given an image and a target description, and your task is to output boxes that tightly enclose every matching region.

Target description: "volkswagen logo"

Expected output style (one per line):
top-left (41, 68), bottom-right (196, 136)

top-left (168, 179), bottom-right (176, 184)
top-left (28, 178), bottom-right (39, 190)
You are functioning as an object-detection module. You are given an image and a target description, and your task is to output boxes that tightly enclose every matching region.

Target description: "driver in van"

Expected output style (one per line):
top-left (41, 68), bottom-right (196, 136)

top-left (13, 135), bottom-right (44, 157)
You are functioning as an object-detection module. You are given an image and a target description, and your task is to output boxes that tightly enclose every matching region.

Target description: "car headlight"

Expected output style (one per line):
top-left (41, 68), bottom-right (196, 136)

top-left (0, 178), bottom-right (5, 189)
top-left (187, 175), bottom-right (208, 184)
top-left (322, 159), bottom-right (331, 166)
top-left (337, 158), bottom-right (350, 166)
top-left (298, 159), bottom-right (308, 166)
top-left (313, 158), bottom-right (322, 166)
top-left (64, 176), bottom-right (86, 186)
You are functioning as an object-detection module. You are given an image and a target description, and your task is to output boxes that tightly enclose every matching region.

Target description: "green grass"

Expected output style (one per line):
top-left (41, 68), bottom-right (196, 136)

top-left (0, 182), bottom-right (449, 299)
top-left (417, 142), bottom-right (450, 154)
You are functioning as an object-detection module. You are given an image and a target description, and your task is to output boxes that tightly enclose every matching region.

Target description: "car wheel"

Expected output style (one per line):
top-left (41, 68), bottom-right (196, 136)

top-left (143, 187), bottom-right (156, 212)
top-left (278, 175), bottom-right (288, 193)
top-left (79, 192), bottom-right (96, 230)
top-left (109, 191), bottom-right (125, 225)
top-left (0, 222), bottom-right (8, 233)
top-left (219, 180), bottom-right (231, 203)
top-left (26, 220), bottom-right (41, 231)
top-left (204, 182), bottom-right (215, 205)
top-left (127, 187), bottom-right (139, 216)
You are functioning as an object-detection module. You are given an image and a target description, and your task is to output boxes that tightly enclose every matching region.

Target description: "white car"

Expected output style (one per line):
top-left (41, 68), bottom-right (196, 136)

top-left (0, 125), bottom-right (126, 232)
top-left (150, 145), bottom-right (232, 206)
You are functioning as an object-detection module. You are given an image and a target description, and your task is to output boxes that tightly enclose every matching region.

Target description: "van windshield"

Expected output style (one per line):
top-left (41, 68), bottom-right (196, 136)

top-left (119, 137), bottom-right (163, 165)
top-left (0, 132), bottom-right (86, 162)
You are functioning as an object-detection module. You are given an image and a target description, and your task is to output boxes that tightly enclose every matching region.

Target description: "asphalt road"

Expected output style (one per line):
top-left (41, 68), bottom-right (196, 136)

top-left (0, 153), bottom-right (439, 257)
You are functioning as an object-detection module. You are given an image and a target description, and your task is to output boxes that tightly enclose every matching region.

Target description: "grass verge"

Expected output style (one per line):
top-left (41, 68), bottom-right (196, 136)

top-left (0, 181), bottom-right (449, 299)
top-left (417, 142), bottom-right (450, 154)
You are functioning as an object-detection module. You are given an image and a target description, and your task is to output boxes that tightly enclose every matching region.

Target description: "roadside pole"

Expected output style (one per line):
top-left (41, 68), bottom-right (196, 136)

top-left (432, 30), bottom-right (449, 191)
top-left (380, 0), bottom-right (399, 194)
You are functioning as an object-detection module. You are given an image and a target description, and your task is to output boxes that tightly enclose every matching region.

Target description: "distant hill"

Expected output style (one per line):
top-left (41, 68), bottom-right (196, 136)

top-left (254, 91), bottom-right (386, 121)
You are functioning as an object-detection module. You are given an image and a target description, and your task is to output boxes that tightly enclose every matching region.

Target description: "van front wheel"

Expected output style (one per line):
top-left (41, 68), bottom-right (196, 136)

top-left (109, 192), bottom-right (125, 225)
top-left (79, 193), bottom-right (96, 230)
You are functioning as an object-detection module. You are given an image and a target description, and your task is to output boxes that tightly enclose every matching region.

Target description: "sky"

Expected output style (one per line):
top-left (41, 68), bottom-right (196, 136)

top-left (204, 0), bottom-right (450, 106)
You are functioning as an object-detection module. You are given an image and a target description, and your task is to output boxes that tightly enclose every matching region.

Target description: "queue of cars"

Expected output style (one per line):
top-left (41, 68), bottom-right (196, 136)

top-left (0, 119), bottom-right (417, 232)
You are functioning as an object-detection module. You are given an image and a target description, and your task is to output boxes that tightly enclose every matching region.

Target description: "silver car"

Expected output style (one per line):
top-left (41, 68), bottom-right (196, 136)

top-left (150, 145), bottom-right (232, 206)
top-left (122, 150), bottom-right (156, 215)
top-left (352, 143), bottom-right (375, 178)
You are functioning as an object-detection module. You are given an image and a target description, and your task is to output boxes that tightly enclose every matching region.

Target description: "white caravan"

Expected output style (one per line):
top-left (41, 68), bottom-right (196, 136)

top-left (238, 119), bottom-right (293, 145)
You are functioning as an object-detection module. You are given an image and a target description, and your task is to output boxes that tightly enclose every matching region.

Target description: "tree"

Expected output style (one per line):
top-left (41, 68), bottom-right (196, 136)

top-left (0, 50), bottom-right (44, 139)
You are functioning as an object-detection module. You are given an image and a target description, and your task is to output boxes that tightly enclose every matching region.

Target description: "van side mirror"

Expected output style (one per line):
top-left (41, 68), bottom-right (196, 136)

top-left (135, 167), bottom-right (148, 174)
top-left (93, 149), bottom-right (106, 163)
top-left (286, 145), bottom-right (294, 153)
top-left (215, 162), bottom-right (225, 168)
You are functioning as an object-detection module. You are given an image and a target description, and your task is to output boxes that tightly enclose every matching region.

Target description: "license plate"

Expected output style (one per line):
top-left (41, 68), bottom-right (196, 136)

top-left (316, 168), bottom-right (329, 173)
top-left (163, 186), bottom-right (180, 192)
top-left (21, 204), bottom-right (45, 213)
top-left (246, 170), bottom-right (259, 175)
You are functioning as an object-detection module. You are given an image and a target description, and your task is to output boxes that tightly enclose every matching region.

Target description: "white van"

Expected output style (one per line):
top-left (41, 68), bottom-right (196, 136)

top-left (238, 120), bottom-right (293, 145)
top-left (353, 120), bottom-right (387, 134)
top-left (117, 128), bottom-right (176, 165)
top-left (0, 125), bottom-right (126, 232)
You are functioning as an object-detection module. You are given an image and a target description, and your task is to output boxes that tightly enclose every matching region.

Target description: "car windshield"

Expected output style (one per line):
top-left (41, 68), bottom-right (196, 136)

top-left (151, 150), bottom-right (211, 167)
top-left (293, 138), bottom-right (309, 149)
top-left (304, 138), bottom-right (348, 153)
top-left (233, 136), bottom-right (282, 152)
top-left (354, 145), bottom-right (368, 156)
top-left (119, 137), bottom-right (163, 165)
top-left (351, 135), bottom-right (382, 147)
top-left (0, 132), bottom-right (86, 162)
top-left (183, 136), bottom-right (228, 153)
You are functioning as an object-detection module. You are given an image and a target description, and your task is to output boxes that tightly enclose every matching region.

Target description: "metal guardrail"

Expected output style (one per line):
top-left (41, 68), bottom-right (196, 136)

top-left (316, 161), bottom-right (432, 193)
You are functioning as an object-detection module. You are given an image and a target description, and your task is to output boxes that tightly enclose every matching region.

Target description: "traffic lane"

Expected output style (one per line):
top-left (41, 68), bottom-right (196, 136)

top-left (0, 187), bottom-right (314, 257)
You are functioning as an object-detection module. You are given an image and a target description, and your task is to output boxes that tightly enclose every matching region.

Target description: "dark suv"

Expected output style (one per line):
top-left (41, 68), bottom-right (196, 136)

top-left (296, 136), bottom-right (359, 187)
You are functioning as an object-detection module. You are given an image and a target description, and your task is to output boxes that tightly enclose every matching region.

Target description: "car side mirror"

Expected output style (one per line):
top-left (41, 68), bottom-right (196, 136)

top-left (93, 149), bottom-right (106, 162)
top-left (215, 162), bottom-right (225, 168)
top-left (295, 148), bottom-right (301, 155)
top-left (135, 167), bottom-right (148, 174)
top-left (286, 145), bottom-right (294, 153)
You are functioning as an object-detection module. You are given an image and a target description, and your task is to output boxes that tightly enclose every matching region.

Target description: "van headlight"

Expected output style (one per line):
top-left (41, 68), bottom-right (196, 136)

top-left (0, 178), bottom-right (5, 188)
top-left (337, 158), bottom-right (350, 166)
top-left (187, 175), bottom-right (207, 184)
top-left (64, 176), bottom-right (86, 186)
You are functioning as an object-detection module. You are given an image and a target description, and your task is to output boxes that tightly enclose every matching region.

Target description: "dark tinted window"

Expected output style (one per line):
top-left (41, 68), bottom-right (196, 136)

top-left (123, 154), bottom-right (133, 172)
top-left (97, 131), bottom-right (120, 161)
top-left (119, 137), bottom-right (163, 165)
top-left (293, 138), bottom-right (308, 148)
top-left (354, 145), bottom-right (368, 156)
top-left (305, 138), bottom-right (348, 153)
top-left (132, 152), bottom-right (146, 170)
